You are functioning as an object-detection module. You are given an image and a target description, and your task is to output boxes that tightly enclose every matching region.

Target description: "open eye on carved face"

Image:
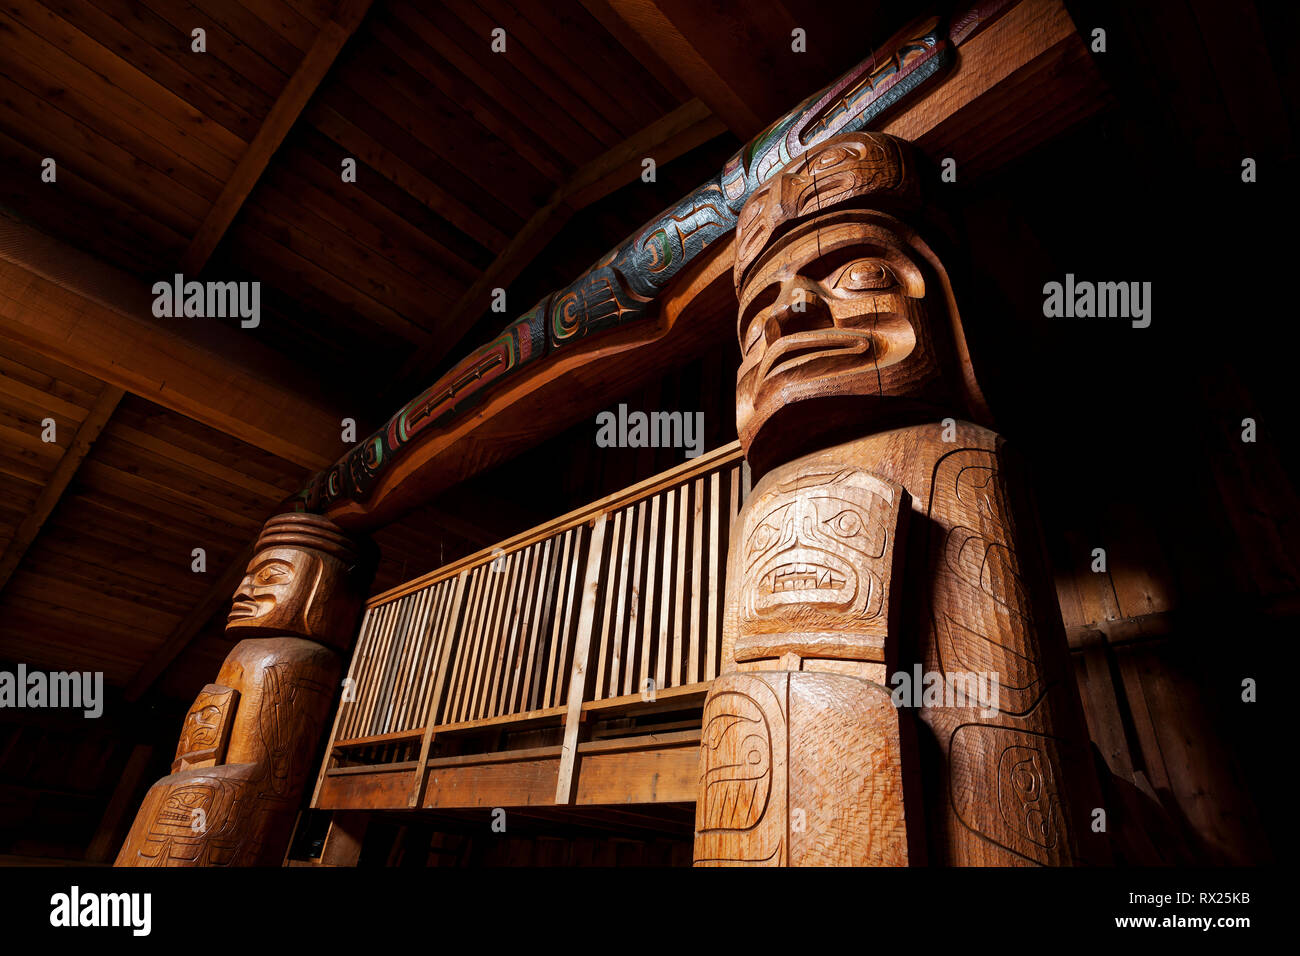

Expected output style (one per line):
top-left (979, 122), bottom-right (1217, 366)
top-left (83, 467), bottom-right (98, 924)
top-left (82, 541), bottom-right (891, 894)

top-left (747, 519), bottom-right (780, 558)
top-left (823, 508), bottom-right (863, 538)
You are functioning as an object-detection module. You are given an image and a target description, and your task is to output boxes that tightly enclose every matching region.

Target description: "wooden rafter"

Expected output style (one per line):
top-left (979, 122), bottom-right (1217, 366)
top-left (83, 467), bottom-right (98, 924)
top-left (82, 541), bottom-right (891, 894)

top-left (0, 382), bottom-right (122, 593)
top-left (589, 0), bottom-right (764, 138)
top-left (179, 0), bottom-right (375, 274)
top-left (0, 209), bottom-right (343, 469)
top-left (394, 97), bottom-right (726, 386)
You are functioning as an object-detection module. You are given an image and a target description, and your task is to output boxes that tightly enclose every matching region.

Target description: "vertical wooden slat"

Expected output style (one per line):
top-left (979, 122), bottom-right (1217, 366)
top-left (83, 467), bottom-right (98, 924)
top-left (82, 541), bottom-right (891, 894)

top-left (445, 565), bottom-right (487, 723)
top-left (542, 528), bottom-right (575, 709)
top-left (623, 498), bottom-right (649, 696)
top-left (553, 527), bottom-right (588, 706)
top-left (495, 544), bottom-right (535, 716)
top-left (336, 606), bottom-right (376, 740)
top-left (480, 546), bottom-right (520, 717)
top-left (593, 508), bottom-right (623, 701)
top-left (672, 484), bottom-right (689, 688)
top-left (639, 493), bottom-right (661, 696)
top-left (608, 504), bottom-right (635, 697)
top-left (707, 469), bottom-right (722, 680)
top-left (689, 475), bottom-right (705, 684)
top-left (474, 550), bottom-right (514, 719)
top-left (656, 488), bottom-right (674, 692)
top-left (468, 553), bottom-right (511, 721)
top-left (405, 581), bottom-right (450, 730)
top-left (488, 547), bottom-right (529, 718)
top-left (518, 537), bottom-right (554, 712)
top-left (408, 570), bottom-right (469, 807)
top-left (503, 543), bottom-right (535, 713)
top-left (357, 599), bottom-right (399, 736)
top-left (555, 514), bottom-right (608, 804)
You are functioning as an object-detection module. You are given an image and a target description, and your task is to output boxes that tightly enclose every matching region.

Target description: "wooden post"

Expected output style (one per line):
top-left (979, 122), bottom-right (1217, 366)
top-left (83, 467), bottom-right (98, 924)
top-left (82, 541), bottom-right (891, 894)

top-left (555, 514), bottom-right (608, 804)
top-left (696, 131), bottom-right (1107, 866)
top-left (114, 514), bottom-right (373, 867)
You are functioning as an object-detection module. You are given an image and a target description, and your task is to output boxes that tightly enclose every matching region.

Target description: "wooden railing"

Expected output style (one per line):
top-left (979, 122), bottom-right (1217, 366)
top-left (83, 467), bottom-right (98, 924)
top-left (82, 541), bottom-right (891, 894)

top-left (312, 441), bottom-right (747, 807)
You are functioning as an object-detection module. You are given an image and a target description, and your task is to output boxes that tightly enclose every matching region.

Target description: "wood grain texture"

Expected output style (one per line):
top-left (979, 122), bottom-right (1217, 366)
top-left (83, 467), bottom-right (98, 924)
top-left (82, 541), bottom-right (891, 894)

top-left (115, 514), bottom-right (370, 866)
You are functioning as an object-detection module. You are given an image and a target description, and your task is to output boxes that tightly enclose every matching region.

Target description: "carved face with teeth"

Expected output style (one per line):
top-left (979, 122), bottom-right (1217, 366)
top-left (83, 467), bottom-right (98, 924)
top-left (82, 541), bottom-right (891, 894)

top-left (736, 467), bottom-right (895, 653)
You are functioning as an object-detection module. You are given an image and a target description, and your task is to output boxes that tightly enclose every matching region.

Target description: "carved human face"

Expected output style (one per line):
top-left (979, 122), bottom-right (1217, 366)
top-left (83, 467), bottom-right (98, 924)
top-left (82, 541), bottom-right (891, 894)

top-left (737, 467), bottom-right (895, 643)
top-left (735, 211), bottom-right (927, 446)
top-left (227, 546), bottom-right (323, 636)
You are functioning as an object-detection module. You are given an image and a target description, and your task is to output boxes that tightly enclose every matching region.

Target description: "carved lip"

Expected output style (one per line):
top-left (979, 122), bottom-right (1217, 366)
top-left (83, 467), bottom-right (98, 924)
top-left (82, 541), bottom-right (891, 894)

top-left (758, 330), bottom-right (872, 381)
top-left (227, 598), bottom-right (260, 621)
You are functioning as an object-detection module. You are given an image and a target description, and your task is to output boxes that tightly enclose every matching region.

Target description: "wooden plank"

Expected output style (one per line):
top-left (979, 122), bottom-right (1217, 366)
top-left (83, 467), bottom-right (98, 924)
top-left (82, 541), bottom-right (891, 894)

top-left (688, 475), bottom-right (704, 683)
top-left (0, 213), bottom-right (342, 469)
top-left (672, 484), bottom-right (688, 687)
top-left (572, 745), bottom-right (699, 804)
top-left (318, 812), bottom-right (370, 866)
top-left (555, 514), bottom-right (608, 803)
top-left (607, 505), bottom-right (635, 698)
top-left (593, 509), bottom-right (623, 701)
top-left (639, 493), bottom-right (661, 696)
top-left (623, 499), bottom-right (648, 696)
top-left (0, 384), bottom-right (122, 593)
top-left (657, 488), bottom-right (675, 690)
top-left (180, 0), bottom-right (375, 272)
top-left (706, 469), bottom-right (721, 679)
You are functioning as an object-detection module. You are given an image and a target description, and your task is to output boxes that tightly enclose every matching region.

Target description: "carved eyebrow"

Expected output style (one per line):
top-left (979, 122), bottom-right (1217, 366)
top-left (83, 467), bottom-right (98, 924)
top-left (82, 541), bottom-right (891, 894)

top-left (250, 558), bottom-right (293, 573)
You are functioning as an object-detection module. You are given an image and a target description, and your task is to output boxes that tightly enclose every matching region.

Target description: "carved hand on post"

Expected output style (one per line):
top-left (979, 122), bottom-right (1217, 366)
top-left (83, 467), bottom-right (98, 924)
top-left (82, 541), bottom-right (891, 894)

top-left (695, 132), bottom-right (1107, 866)
top-left (115, 514), bottom-right (370, 867)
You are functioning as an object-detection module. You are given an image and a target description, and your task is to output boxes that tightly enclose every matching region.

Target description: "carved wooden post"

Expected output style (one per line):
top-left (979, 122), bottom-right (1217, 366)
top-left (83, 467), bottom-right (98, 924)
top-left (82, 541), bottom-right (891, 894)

top-left (116, 514), bottom-right (371, 866)
top-left (695, 132), bottom-right (1108, 866)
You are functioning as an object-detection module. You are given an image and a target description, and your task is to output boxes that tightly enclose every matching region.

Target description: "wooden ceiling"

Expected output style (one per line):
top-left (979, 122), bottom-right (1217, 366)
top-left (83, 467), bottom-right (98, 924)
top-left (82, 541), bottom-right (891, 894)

top-left (0, 0), bottom-right (912, 701)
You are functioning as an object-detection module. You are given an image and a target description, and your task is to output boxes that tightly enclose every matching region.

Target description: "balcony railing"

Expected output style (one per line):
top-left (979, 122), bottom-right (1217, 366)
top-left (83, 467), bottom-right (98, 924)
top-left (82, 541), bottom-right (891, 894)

top-left (311, 441), bottom-right (747, 809)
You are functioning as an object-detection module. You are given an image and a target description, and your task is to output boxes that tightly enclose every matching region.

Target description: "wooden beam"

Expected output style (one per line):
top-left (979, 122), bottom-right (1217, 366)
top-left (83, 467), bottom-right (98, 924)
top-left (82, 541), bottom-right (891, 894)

top-left (0, 383), bottom-right (122, 593)
top-left (123, 543), bottom-right (252, 702)
top-left (179, 0), bottom-right (375, 273)
top-left (592, 0), bottom-right (763, 137)
top-left (0, 209), bottom-right (343, 469)
top-left (393, 98), bottom-right (726, 387)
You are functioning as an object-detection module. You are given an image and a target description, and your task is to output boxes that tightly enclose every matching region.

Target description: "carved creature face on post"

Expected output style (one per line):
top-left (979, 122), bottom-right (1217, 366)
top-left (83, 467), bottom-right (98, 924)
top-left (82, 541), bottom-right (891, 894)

top-left (226, 513), bottom-right (367, 652)
top-left (732, 132), bottom-right (972, 472)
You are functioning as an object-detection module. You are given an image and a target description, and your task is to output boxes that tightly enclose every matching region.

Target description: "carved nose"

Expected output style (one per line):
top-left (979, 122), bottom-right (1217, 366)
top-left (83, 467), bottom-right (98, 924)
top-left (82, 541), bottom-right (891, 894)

top-left (766, 281), bottom-right (834, 344)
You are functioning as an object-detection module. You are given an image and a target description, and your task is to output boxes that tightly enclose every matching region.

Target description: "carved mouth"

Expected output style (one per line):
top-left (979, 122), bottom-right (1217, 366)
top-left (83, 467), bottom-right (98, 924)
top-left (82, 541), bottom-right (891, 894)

top-left (768, 562), bottom-right (845, 592)
top-left (227, 598), bottom-right (260, 621)
top-left (759, 330), bottom-right (872, 380)
top-left (748, 547), bottom-right (855, 613)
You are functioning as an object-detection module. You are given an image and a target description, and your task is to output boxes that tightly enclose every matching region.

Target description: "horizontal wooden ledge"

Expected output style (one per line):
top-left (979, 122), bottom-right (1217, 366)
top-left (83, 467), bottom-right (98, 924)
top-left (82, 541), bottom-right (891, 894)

top-left (332, 728), bottom-right (425, 750)
top-left (577, 728), bottom-right (700, 755)
top-left (326, 760), bottom-right (419, 777)
top-left (581, 682), bottom-right (710, 714)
